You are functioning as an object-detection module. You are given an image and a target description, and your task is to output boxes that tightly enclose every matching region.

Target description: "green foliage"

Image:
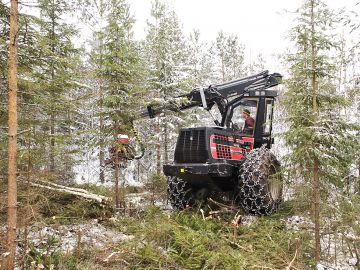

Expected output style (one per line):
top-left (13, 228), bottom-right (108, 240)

top-left (213, 31), bottom-right (246, 82)
top-left (145, 172), bottom-right (167, 193)
top-left (103, 208), bottom-right (312, 269)
top-left (28, 235), bottom-right (61, 269)
top-left (0, 0), bottom-right (83, 181)
top-left (146, 0), bottom-right (191, 95)
top-left (37, 193), bottom-right (114, 224)
top-left (283, 0), bottom-right (360, 185)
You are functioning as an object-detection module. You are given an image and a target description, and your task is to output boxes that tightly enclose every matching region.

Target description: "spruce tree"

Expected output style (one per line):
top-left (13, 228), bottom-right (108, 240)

top-left (100, 0), bottom-right (144, 205)
top-left (34, 0), bottom-right (81, 176)
top-left (284, 0), bottom-right (359, 262)
top-left (0, 4), bottom-right (43, 177)
top-left (83, 0), bottom-right (110, 183)
top-left (145, 0), bottom-right (190, 173)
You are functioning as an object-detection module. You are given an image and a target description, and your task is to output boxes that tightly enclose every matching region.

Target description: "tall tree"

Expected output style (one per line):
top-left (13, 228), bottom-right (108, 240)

top-left (35, 0), bottom-right (80, 175)
top-left (188, 29), bottom-right (214, 87)
top-left (145, 0), bottom-right (190, 172)
top-left (284, 0), bottom-right (359, 262)
top-left (213, 31), bottom-right (245, 82)
top-left (81, 0), bottom-right (110, 183)
top-left (100, 0), bottom-right (144, 205)
top-left (5, 0), bottom-right (18, 268)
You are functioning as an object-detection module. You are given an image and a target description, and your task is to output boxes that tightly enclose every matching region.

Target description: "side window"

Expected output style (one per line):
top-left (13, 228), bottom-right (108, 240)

top-left (231, 99), bottom-right (258, 136)
top-left (264, 99), bottom-right (273, 135)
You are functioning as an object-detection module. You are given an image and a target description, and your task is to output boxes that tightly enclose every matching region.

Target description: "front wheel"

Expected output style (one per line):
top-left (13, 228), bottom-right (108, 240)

top-left (236, 147), bottom-right (283, 216)
top-left (167, 176), bottom-right (197, 210)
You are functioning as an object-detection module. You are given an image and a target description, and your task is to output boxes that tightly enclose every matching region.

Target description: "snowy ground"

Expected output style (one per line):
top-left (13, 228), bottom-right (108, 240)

top-left (0, 220), bottom-right (133, 256)
top-left (285, 215), bottom-right (358, 270)
top-left (23, 220), bottom-right (134, 253)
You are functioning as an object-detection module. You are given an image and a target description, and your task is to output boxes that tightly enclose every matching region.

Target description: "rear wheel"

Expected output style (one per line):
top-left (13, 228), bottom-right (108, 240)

top-left (236, 147), bottom-right (283, 215)
top-left (167, 176), bottom-right (197, 210)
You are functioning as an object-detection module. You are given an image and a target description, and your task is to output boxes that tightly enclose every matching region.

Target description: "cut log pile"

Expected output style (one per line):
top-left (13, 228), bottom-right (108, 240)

top-left (31, 180), bottom-right (111, 206)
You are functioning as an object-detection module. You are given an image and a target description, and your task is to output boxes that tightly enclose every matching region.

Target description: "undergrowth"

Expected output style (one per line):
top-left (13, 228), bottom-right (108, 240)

top-left (1, 180), bottom-right (316, 269)
top-left (96, 205), bottom-right (314, 270)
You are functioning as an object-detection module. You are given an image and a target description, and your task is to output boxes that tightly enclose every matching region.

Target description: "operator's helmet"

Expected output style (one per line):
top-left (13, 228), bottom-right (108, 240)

top-left (117, 134), bottom-right (130, 144)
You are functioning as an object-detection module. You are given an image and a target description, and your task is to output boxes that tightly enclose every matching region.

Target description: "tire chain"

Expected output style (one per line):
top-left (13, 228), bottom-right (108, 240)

top-left (167, 176), bottom-right (196, 210)
top-left (237, 146), bottom-right (282, 216)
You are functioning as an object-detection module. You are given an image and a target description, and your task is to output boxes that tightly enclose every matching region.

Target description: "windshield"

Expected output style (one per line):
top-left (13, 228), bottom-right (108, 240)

top-left (231, 99), bottom-right (258, 136)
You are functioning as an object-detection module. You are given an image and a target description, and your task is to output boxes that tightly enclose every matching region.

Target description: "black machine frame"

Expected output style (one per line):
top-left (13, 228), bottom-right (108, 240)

top-left (141, 70), bottom-right (282, 188)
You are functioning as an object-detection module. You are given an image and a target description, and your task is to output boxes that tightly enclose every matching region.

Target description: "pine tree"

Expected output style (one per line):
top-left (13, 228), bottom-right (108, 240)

top-left (213, 31), bottom-right (245, 82)
top-left (284, 0), bottom-right (360, 262)
top-left (188, 29), bottom-right (215, 87)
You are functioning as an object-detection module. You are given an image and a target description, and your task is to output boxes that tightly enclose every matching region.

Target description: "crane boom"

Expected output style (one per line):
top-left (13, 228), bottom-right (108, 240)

top-left (140, 70), bottom-right (282, 120)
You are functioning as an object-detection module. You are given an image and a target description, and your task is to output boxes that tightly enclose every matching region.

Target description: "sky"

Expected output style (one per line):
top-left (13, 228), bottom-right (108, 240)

top-left (127, 0), bottom-right (359, 73)
top-left (7, 0), bottom-right (359, 73)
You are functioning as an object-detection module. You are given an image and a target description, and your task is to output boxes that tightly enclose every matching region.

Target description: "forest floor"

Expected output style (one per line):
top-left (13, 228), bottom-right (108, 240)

top-left (0, 184), bottom-right (358, 270)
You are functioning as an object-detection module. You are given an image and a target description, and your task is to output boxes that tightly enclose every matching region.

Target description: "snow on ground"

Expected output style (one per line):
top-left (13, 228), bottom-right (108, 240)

top-left (285, 215), bottom-right (358, 270)
top-left (21, 220), bottom-right (133, 253)
top-left (285, 215), bottom-right (313, 231)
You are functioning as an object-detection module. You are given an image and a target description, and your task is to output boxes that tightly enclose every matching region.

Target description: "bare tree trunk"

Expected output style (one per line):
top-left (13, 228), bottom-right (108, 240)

top-left (310, 0), bottom-right (321, 262)
top-left (114, 157), bottom-right (120, 209)
top-left (99, 81), bottom-right (105, 183)
top-left (50, 111), bottom-right (55, 171)
top-left (156, 117), bottom-right (161, 174)
top-left (113, 124), bottom-right (120, 208)
top-left (164, 121), bottom-right (168, 164)
top-left (22, 131), bottom-right (32, 270)
top-left (221, 58), bottom-right (225, 81)
top-left (99, 31), bottom-right (105, 183)
top-left (5, 0), bottom-right (18, 268)
top-left (137, 159), bottom-right (140, 182)
top-left (313, 158), bottom-right (321, 262)
top-left (49, 0), bottom-right (56, 172)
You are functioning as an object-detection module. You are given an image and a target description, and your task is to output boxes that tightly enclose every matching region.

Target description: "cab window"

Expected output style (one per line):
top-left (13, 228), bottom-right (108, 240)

top-left (264, 99), bottom-right (273, 135)
top-left (231, 99), bottom-right (258, 136)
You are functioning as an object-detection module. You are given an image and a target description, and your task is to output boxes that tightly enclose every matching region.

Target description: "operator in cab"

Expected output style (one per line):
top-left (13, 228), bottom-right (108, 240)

top-left (242, 109), bottom-right (255, 135)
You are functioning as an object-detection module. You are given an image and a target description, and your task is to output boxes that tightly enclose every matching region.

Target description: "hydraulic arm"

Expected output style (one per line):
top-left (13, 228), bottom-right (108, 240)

top-left (139, 70), bottom-right (282, 124)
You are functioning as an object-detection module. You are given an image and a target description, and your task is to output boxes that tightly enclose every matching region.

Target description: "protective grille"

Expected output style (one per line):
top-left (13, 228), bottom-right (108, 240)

top-left (174, 129), bottom-right (208, 163)
top-left (214, 134), bottom-right (232, 159)
top-left (216, 144), bottom-right (231, 159)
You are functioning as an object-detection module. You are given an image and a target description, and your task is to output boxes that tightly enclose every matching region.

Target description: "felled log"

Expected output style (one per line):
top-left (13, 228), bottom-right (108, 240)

top-left (30, 180), bottom-right (111, 205)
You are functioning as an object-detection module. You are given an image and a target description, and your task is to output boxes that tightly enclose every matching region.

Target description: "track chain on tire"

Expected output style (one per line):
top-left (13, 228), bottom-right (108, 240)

top-left (167, 176), bottom-right (197, 210)
top-left (236, 146), bottom-right (283, 216)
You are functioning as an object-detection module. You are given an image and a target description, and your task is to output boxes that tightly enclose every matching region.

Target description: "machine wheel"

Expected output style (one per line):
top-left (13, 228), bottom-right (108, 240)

top-left (236, 146), bottom-right (283, 216)
top-left (167, 176), bottom-right (198, 210)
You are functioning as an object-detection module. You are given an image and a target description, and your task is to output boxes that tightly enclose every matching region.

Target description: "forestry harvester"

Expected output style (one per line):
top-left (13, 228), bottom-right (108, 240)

top-left (113, 71), bottom-right (283, 215)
